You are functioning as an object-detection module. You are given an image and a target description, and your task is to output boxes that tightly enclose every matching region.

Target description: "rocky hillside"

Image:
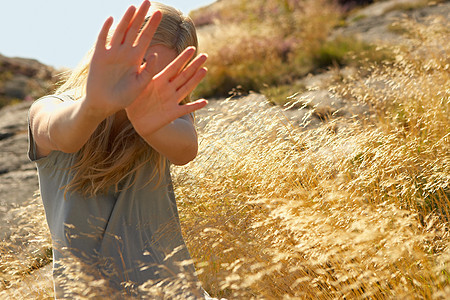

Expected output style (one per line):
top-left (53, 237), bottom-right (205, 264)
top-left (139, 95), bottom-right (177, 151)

top-left (196, 0), bottom-right (449, 129)
top-left (0, 54), bottom-right (60, 238)
top-left (0, 54), bottom-right (59, 108)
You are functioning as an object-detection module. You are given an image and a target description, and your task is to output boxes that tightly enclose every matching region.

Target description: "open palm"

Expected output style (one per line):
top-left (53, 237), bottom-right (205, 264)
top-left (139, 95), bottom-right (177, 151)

top-left (125, 47), bottom-right (208, 138)
top-left (84, 1), bottom-right (158, 117)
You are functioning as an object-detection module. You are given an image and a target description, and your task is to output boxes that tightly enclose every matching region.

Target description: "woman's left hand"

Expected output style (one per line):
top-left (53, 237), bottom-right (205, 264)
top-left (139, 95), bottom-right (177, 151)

top-left (125, 47), bottom-right (208, 138)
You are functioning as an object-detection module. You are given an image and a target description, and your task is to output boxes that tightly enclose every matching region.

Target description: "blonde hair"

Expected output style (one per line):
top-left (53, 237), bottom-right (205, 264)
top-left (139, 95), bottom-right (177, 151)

top-left (57, 2), bottom-right (199, 197)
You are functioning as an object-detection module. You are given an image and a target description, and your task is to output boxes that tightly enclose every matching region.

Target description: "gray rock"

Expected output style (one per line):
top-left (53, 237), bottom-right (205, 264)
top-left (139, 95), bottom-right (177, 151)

top-left (333, 0), bottom-right (450, 45)
top-left (3, 75), bottom-right (30, 99)
top-left (0, 101), bottom-right (39, 240)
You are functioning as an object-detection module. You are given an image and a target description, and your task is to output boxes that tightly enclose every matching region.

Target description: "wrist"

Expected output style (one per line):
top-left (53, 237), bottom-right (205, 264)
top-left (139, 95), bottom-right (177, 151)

top-left (79, 95), bottom-right (113, 122)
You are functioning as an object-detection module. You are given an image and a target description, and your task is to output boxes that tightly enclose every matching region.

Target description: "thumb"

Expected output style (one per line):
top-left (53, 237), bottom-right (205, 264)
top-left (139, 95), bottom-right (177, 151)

top-left (178, 99), bottom-right (208, 117)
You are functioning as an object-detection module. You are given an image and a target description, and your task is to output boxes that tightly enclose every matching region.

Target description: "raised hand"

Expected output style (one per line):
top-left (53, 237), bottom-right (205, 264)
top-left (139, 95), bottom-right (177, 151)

top-left (85, 0), bottom-right (162, 117)
top-left (125, 46), bottom-right (208, 139)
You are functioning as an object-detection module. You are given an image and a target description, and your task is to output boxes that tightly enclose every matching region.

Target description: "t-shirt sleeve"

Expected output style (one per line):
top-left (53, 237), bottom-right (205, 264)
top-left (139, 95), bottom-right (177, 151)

top-left (27, 117), bottom-right (39, 162)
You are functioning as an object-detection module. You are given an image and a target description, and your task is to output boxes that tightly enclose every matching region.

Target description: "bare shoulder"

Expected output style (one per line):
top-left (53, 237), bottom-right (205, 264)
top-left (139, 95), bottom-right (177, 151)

top-left (29, 96), bottom-right (66, 158)
top-left (29, 96), bottom-right (66, 117)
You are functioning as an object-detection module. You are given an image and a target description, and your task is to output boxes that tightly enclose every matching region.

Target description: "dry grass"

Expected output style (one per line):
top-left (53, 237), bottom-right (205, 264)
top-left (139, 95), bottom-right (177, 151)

top-left (173, 13), bottom-right (450, 299)
top-left (0, 5), bottom-right (449, 300)
top-left (0, 196), bottom-right (53, 298)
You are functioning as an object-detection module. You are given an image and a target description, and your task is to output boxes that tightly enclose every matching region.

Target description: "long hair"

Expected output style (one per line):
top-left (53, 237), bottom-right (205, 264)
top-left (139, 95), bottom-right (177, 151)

top-left (57, 2), bottom-right (199, 197)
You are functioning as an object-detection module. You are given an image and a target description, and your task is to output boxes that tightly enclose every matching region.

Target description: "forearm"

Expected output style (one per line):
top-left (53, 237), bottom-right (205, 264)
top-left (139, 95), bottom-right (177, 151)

top-left (49, 97), bottom-right (107, 153)
top-left (141, 115), bottom-right (199, 165)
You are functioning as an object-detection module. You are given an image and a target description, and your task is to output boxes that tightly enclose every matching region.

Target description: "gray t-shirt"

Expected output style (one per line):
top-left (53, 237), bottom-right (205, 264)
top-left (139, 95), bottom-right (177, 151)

top-left (28, 95), bottom-right (203, 299)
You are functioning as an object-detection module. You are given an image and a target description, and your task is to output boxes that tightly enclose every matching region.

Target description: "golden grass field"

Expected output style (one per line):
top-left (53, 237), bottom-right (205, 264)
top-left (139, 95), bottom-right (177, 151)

top-left (1, 0), bottom-right (449, 298)
top-left (177, 24), bottom-right (450, 297)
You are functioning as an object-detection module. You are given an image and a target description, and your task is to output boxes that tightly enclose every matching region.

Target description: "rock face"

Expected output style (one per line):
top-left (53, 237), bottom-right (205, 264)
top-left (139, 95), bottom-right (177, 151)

top-left (0, 101), bottom-right (38, 240)
top-left (332, 0), bottom-right (450, 44)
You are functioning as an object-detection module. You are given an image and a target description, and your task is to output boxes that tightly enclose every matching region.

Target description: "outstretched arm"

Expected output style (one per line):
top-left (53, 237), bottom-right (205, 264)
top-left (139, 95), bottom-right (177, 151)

top-left (30, 1), bottom-right (161, 157)
top-left (29, 96), bottom-right (111, 157)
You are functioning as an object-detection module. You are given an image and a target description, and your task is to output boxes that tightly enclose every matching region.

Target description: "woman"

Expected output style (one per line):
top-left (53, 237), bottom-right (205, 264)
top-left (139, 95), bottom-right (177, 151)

top-left (28, 1), bottom-right (209, 298)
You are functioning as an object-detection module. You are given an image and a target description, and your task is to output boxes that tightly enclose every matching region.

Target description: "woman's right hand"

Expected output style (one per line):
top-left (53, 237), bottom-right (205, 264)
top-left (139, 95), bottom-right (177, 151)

top-left (84, 0), bottom-right (162, 118)
top-left (29, 1), bottom-right (170, 156)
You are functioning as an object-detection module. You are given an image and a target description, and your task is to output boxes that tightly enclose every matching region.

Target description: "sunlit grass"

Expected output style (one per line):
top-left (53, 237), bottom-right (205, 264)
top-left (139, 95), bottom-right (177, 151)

top-left (0, 197), bottom-right (53, 298)
top-left (174, 13), bottom-right (450, 299)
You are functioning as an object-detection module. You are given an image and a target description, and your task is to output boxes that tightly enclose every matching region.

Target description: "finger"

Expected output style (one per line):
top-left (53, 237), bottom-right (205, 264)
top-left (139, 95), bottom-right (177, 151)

top-left (178, 99), bottom-right (208, 116)
top-left (134, 10), bottom-right (163, 54)
top-left (175, 67), bottom-right (208, 101)
top-left (170, 54), bottom-right (208, 88)
top-left (123, 0), bottom-right (151, 46)
top-left (159, 47), bottom-right (197, 81)
top-left (95, 17), bottom-right (114, 51)
top-left (109, 5), bottom-right (137, 47)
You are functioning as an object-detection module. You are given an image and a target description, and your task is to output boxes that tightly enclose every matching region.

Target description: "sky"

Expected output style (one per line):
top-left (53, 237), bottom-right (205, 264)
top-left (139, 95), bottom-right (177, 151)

top-left (0, 0), bottom-right (215, 69)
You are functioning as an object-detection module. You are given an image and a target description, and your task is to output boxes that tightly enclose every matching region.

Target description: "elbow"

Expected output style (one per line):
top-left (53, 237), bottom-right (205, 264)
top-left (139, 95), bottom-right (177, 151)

top-left (48, 126), bottom-right (84, 154)
top-left (55, 142), bottom-right (83, 154)
top-left (169, 143), bottom-right (198, 166)
top-left (51, 132), bottom-right (85, 154)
